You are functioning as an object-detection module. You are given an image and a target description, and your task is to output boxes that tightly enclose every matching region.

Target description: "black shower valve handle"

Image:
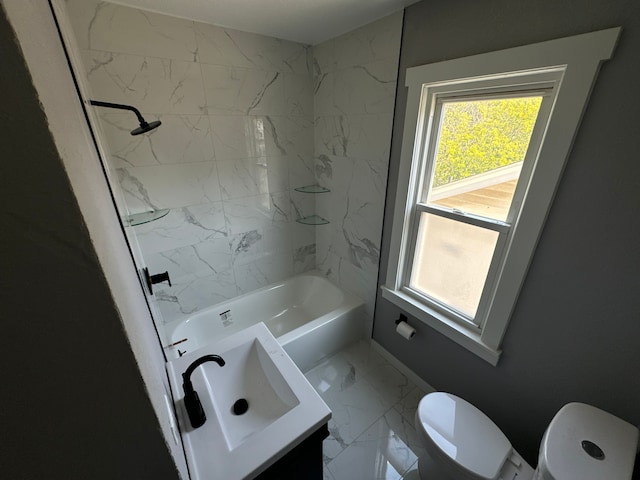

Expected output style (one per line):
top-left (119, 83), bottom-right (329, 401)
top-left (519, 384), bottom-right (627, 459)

top-left (143, 267), bottom-right (172, 295)
top-left (151, 271), bottom-right (172, 287)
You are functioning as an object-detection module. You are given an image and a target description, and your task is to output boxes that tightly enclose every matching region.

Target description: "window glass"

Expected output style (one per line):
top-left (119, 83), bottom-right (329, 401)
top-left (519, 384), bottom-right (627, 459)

top-left (409, 212), bottom-right (499, 319)
top-left (426, 96), bottom-right (543, 222)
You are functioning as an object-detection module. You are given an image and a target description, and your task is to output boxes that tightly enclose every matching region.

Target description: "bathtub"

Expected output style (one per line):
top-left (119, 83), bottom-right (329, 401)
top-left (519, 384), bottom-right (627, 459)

top-left (165, 272), bottom-right (365, 372)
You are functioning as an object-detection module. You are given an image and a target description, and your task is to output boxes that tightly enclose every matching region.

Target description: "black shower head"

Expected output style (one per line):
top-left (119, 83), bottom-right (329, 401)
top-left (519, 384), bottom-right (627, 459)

top-left (89, 100), bottom-right (161, 136)
top-left (131, 120), bottom-right (162, 136)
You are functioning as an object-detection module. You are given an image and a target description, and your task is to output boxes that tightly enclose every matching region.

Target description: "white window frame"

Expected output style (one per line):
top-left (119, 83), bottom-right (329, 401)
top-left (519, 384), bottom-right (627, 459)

top-left (382, 28), bottom-right (620, 365)
top-left (406, 74), bottom-right (559, 325)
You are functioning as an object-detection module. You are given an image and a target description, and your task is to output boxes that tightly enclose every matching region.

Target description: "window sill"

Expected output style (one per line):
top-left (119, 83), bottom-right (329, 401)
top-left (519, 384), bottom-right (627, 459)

top-left (380, 286), bottom-right (501, 365)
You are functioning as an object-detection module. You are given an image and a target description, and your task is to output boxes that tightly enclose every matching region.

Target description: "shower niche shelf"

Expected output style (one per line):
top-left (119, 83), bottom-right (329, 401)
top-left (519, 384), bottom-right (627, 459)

top-left (296, 215), bottom-right (330, 226)
top-left (126, 209), bottom-right (170, 226)
top-left (294, 185), bottom-right (330, 225)
top-left (294, 184), bottom-right (330, 194)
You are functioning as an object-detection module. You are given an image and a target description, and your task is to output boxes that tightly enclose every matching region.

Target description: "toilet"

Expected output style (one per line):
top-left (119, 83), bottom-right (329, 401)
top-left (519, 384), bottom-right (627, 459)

top-left (414, 392), bottom-right (638, 480)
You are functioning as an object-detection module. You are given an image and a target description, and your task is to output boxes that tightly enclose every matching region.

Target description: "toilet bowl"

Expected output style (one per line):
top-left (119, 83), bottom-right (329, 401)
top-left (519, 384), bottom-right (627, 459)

top-left (414, 392), bottom-right (638, 480)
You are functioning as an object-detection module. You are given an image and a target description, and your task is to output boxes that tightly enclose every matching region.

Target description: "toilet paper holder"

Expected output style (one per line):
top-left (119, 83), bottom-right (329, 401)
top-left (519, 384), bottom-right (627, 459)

top-left (394, 314), bottom-right (417, 340)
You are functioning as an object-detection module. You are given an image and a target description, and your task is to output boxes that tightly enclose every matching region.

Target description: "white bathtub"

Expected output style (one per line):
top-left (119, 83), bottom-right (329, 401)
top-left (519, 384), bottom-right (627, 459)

top-left (165, 272), bottom-right (365, 372)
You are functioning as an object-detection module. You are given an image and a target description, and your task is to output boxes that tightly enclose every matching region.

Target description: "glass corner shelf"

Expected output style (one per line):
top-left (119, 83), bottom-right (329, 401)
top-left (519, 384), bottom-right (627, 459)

top-left (294, 184), bottom-right (330, 194)
top-left (126, 209), bottom-right (170, 226)
top-left (296, 215), bottom-right (330, 226)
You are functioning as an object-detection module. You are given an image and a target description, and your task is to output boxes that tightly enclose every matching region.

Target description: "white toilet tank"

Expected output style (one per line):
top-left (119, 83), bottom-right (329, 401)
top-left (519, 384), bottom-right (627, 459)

top-left (534, 402), bottom-right (639, 480)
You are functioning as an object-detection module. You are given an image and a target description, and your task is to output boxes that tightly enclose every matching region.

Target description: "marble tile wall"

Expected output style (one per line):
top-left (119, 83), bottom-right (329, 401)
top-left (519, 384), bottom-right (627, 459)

top-left (312, 13), bottom-right (403, 328)
top-left (65, 0), bottom-right (317, 324)
top-left (65, 1), bottom-right (403, 329)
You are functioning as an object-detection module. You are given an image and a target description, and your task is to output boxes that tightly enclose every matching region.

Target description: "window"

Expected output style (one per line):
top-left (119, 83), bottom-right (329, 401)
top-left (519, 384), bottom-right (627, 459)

top-left (408, 81), bottom-right (554, 323)
top-left (382, 28), bottom-right (620, 364)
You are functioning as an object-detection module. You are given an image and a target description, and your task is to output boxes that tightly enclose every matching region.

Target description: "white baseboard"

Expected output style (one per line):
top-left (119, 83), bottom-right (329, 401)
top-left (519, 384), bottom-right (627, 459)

top-left (371, 340), bottom-right (436, 394)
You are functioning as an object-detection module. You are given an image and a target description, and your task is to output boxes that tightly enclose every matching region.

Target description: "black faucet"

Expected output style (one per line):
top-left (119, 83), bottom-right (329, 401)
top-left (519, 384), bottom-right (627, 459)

top-left (182, 354), bottom-right (225, 429)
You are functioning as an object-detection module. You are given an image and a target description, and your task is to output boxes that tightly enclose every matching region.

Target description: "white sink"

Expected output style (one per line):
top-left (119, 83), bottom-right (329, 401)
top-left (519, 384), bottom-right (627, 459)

top-left (208, 336), bottom-right (300, 450)
top-left (167, 322), bottom-right (331, 479)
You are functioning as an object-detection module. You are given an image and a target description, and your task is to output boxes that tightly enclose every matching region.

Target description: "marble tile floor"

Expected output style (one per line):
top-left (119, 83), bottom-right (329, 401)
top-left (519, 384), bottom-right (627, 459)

top-left (303, 340), bottom-right (435, 480)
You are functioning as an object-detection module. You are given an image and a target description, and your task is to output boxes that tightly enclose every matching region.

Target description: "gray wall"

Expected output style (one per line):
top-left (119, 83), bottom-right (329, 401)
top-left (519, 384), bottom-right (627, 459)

top-left (0, 5), bottom-right (178, 479)
top-left (374, 0), bottom-right (640, 465)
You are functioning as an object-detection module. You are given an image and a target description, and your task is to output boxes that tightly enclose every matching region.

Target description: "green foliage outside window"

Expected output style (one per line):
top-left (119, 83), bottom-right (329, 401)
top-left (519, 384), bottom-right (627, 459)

top-left (433, 97), bottom-right (542, 187)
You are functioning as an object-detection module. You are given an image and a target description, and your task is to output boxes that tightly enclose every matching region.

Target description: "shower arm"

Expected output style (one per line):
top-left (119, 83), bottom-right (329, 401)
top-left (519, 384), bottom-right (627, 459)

top-left (89, 100), bottom-right (147, 124)
top-left (89, 99), bottom-right (161, 135)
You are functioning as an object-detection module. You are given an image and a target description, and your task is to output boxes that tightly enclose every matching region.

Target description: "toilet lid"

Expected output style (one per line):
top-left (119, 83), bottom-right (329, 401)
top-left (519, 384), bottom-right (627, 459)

top-left (417, 392), bottom-right (511, 480)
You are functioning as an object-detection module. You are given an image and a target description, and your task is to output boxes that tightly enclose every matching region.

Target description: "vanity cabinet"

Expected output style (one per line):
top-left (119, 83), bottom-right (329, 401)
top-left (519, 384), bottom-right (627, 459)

top-left (255, 423), bottom-right (329, 480)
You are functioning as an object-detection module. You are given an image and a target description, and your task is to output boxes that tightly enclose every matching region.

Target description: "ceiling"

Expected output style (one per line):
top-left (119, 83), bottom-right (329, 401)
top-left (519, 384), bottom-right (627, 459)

top-left (108, 0), bottom-right (419, 45)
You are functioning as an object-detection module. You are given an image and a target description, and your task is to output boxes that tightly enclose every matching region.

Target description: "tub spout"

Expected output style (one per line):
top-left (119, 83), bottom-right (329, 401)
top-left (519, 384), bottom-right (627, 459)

top-left (182, 354), bottom-right (225, 429)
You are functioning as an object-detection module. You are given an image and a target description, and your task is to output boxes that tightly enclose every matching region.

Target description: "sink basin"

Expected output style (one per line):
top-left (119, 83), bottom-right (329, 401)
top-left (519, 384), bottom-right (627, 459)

top-left (167, 322), bottom-right (331, 479)
top-left (207, 336), bottom-right (299, 450)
